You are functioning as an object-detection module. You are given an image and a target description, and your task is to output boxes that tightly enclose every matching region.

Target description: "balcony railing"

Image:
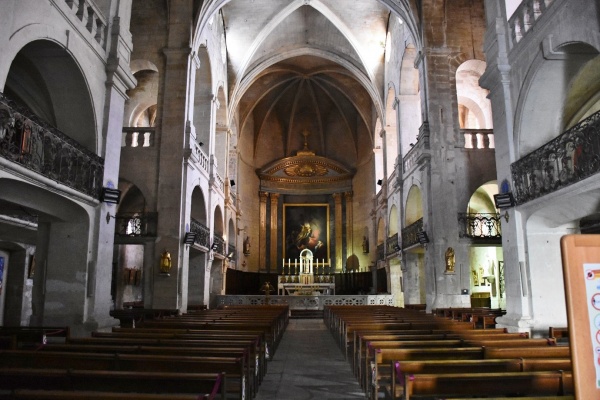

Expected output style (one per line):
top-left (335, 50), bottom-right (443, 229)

top-left (122, 127), bottom-right (156, 148)
top-left (512, 110), bottom-right (600, 205)
top-left (0, 93), bottom-right (104, 198)
top-left (386, 233), bottom-right (399, 256)
top-left (376, 243), bottom-right (385, 261)
top-left (403, 122), bottom-right (430, 174)
top-left (62, 0), bottom-right (108, 49)
top-left (213, 235), bottom-right (225, 255)
top-left (458, 213), bottom-right (502, 239)
top-left (402, 218), bottom-right (424, 249)
top-left (115, 212), bottom-right (158, 237)
top-left (459, 129), bottom-right (495, 149)
top-left (228, 243), bottom-right (236, 260)
top-left (190, 218), bottom-right (210, 248)
top-left (508, 0), bottom-right (556, 48)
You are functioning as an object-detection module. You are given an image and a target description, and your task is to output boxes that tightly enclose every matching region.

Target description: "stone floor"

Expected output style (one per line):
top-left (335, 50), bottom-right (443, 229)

top-left (255, 319), bottom-right (366, 400)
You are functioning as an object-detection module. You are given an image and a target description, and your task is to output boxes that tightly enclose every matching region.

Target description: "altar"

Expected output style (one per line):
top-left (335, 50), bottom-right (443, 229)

top-left (277, 249), bottom-right (335, 295)
top-left (278, 283), bottom-right (335, 296)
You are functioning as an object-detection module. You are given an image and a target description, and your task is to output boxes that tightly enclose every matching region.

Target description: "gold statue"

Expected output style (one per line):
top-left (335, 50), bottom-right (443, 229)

top-left (444, 247), bottom-right (455, 272)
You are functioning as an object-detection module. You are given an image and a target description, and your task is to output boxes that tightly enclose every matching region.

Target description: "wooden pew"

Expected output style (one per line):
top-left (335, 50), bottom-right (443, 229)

top-left (0, 326), bottom-right (70, 349)
top-left (354, 330), bottom-right (527, 380)
top-left (403, 371), bottom-right (573, 400)
top-left (109, 309), bottom-right (179, 328)
top-left (0, 350), bottom-right (247, 400)
top-left (8, 390), bottom-right (215, 400)
top-left (369, 343), bottom-right (568, 399)
top-left (39, 342), bottom-right (260, 395)
top-left (389, 358), bottom-right (572, 399)
top-left (0, 368), bottom-right (227, 399)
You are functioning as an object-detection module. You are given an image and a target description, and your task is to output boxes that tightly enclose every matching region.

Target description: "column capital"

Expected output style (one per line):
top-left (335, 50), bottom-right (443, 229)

top-left (259, 191), bottom-right (269, 202)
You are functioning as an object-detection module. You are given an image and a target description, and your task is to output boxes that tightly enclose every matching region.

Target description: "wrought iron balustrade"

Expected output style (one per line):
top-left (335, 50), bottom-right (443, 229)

top-left (376, 243), bottom-right (385, 261)
top-left (458, 213), bottom-right (502, 239)
top-left (228, 243), bottom-right (236, 260)
top-left (402, 218), bottom-right (424, 249)
top-left (511, 110), bottom-right (600, 205)
top-left (115, 212), bottom-right (158, 237)
top-left (190, 218), bottom-right (210, 248)
top-left (213, 235), bottom-right (225, 255)
top-left (0, 93), bottom-right (104, 198)
top-left (386, 233), bottom-right (399, 256)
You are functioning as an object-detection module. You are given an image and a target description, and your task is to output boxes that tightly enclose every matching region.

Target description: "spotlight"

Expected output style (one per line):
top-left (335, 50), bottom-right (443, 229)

top-left (377, 179), bottom-right (383, 186)
top-left (199, 142), bottom-right (204, 146)
top-left (211, 243), bottom-right (218, 251)
top-left (230, 179), bottom-right (235, 187)
top-left (394, 244), bottom-right (401, 252)
top-left (494, 192), bottom-right (516, 209)
top-left (100, 187), bottom-right (121, 204)
top-left (417, 231), bottom-right (429, 244)
top-left (183, 232), bottom-right (197, 245)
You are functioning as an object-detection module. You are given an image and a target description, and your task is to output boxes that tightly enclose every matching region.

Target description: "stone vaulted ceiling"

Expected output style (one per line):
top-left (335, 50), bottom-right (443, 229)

top-left (217, 0), bottom-right (391, 168)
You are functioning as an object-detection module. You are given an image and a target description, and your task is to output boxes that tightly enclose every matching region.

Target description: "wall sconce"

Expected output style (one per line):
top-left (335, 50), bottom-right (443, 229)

top-left (100, 187), bottom-right (121, 204)
top-left (230, 179), bottom-right (235, 187)
top-left (183, 232), bottom-right (197, 245)
top-left (237, 226), bottom-right (246, 235)
top-left (494, 192), bottom-right (516, 209)
top-left (159, 250), bottom-right (172, 275)
top-left (417, 231), bottom-right (430, 244)
top-left (377, 179), bottom-right (383, 186)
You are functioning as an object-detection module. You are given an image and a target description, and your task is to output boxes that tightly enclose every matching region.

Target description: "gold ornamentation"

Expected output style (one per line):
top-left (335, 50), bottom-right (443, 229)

top-left (284, 162), bottom-right (328, 177)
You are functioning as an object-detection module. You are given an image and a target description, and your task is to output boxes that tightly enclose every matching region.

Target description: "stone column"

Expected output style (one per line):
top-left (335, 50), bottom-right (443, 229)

top-left (152, 0), bottom-right (194, 310)
top-left (259, 191), bottom-right (269, 272)
top-left (345, 191), bottom-right (354, 261)
top-left (87, 0), bottom-right (136, 332)
top-left (269, 193), bottom-right (279, 274)
top-left (333, 193), bottom-right (343, 272)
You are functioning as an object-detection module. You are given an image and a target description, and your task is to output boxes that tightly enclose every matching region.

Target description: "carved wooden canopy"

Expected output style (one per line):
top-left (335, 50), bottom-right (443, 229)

top-left (257, 139), bottom-right (355, 195)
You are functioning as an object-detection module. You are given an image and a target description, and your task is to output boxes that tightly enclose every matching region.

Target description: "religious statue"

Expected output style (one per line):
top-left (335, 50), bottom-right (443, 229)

top-left (362, 236), bottom-right (369, 253)
top-left (472, 268), bottom-right (478, 286)
top-left (243, 236), bottom-right (251, 255)
top-left (444, 247), bottom-right (455, 272)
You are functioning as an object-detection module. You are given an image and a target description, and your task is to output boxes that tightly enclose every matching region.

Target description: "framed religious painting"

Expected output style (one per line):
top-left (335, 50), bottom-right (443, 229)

top-left (283, 204), bottom-right (330, 264)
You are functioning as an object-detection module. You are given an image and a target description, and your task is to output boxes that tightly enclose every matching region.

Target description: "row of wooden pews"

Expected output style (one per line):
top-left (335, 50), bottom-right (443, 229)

top-left (0, 305), bottom-right (289, 400)
top-left (324, 305), bottom-right (573, 400)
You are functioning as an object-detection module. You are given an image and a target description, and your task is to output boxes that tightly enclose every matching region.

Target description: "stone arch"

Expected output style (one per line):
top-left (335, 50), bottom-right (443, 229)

top-left (374, 117), bottom-right (384, 191)
top-left (214, 85), bottom-right (228, 177)
top-left (405, 184), bottom-right (423, 226)
top-left (455, 60), bottom-right (492, 130)
top-left (189, 185), bottom-right (209, 307)
top-left (388, 204), bottom-right (399, 236)
top-left (4, 40), bottom-right (96, 152)
top-left (515, 42), bottom-right (599, 158)
top-left (0, 177), bottom-right (90, 329)
top-left (125, 64), bottom-right (159, 128)
top-left (385, 85), bottom-right (398, 178)
top-left (398, 44), bottom-right (422, 157)
top-left (194, 46), bottom-right (213, 147)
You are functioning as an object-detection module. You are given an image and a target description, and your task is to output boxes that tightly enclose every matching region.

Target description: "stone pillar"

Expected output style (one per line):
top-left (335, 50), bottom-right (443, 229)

top-left (152, 0), bottom-right (194, 310)
top-left (258, 192), bottom-right (269, 272)
top-left (269, 193), bottom-right (279, 273)
top-left (86, 0), bottom-right (136, 332)
top-left (345, 191), bottom-right (354, 257)
top-left (333, 193), bottom-right (343, 272)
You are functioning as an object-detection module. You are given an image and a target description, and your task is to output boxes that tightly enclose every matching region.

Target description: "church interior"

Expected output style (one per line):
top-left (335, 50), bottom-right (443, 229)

top-left (0, 0), bottom-right (599, 397)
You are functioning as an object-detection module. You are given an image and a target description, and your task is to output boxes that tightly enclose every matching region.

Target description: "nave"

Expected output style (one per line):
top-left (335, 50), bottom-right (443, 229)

top-left (255, 319), bottom-right (364, 400)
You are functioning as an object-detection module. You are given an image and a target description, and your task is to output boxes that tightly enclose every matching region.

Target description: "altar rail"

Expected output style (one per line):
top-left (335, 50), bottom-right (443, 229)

top-left (215, 295), bottom-right (395, 310)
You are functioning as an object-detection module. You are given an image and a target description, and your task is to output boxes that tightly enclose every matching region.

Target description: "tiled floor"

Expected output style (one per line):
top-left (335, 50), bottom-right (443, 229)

top-left (255, 319), bottom-right (366, 400)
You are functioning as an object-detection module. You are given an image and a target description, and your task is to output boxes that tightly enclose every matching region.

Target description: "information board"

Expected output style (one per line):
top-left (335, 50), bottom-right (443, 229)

top-left (560, 234), bottom-right (600, 399)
